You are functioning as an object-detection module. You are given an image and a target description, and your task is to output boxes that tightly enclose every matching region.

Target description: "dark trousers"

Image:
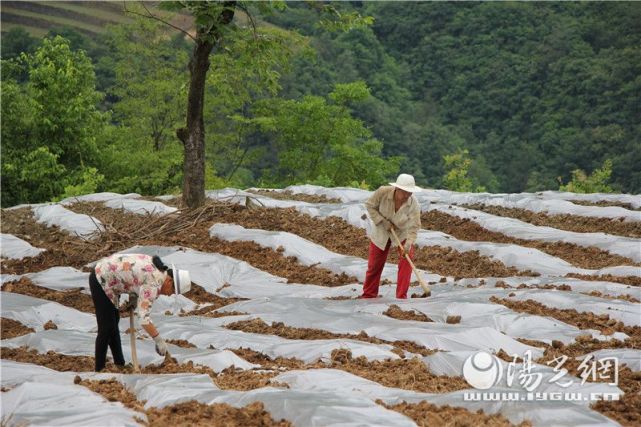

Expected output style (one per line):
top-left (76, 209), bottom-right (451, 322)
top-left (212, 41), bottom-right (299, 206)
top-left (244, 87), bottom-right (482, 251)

top-left (89, 271), bottom-right (125, 371)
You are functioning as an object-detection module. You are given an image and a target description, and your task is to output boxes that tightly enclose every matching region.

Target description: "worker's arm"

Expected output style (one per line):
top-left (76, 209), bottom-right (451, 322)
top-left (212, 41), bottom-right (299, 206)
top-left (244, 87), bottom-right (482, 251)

top-left (141, 322), bottom-right (159, 338)
top-left (365, 187), bottom-right (386, 226)
top-left (135, 285), bottom-right (168, 355)
top-left (140, 313), bottom-right (168, 355)
top-left (406, 201), bottom-right (421, 243)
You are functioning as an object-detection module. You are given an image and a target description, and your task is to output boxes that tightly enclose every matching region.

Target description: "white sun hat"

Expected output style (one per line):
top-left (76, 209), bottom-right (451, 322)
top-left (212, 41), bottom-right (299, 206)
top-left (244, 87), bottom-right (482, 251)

top-left (389, 173), bottom-right (422, 193)
top-left (171, 264), bottom-right (191, 295)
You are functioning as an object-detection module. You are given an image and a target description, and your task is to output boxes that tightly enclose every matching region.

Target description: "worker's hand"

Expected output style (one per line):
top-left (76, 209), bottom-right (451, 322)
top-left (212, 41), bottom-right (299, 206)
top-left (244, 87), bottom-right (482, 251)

top-left (119, 294), bottom-right (138, 313)
top-left (153, 334), bottom-right (168, 356)
top-left (380, 218), bottom-right (396, 231)
top-left (403, 239), bottom-right (415, 255)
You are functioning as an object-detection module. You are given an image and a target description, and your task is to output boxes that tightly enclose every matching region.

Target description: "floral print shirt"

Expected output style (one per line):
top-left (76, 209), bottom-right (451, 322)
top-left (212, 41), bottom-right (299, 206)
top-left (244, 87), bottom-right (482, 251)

top-left (94, 254), bottom-right (167, 325)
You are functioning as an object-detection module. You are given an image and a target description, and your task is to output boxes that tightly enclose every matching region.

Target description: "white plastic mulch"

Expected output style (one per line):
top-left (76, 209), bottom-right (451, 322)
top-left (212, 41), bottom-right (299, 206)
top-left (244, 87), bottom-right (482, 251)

top-left (2, 186), bottom-right (639, 427)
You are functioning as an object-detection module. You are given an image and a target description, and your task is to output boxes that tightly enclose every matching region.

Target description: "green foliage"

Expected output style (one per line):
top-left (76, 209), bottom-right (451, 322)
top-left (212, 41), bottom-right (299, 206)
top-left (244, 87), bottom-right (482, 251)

top-left (97, 125), bottom-right (183, 195)
top-left (1, 27), bottom-right (39, 60)
top-left (58, 167), bottom-right (105, 200)
top-left (266, 2), bottom-right (641, 193)
top-left (559, 159), bottom-right (614, 194)
top-left (442, 150), bottom-right (486, 193)
top-left (5, 1), bottom-right (638, 202)
top-left (24, 36), bottom-right (106, 168)
top-left (1, 36), bottom-right (107, 206)
top-left (105, 18), bottom-right (188, 151)
top-left (1, 147), bottom-right (67, 205)
top-left (253, 82), bottom-right (400, 188)
top-left (205, 24), bottom-right (303, 184)
top-left (317, 6), bottom-right (375, 33)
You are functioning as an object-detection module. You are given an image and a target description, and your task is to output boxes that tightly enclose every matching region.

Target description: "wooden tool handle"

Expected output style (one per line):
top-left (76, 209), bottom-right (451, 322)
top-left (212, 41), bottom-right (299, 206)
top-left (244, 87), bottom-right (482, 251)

top-left (129, 309), bottom-right (140, 372)
top-left (389, 228), bottom-right (431, 295)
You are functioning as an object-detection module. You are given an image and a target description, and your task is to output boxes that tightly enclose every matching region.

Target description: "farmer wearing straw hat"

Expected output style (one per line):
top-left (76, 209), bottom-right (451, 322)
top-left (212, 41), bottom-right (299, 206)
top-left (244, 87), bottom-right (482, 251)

top-left (89, 253), bottom-right (191, 371)
top-left (361, 173), bottom-right (422, 299)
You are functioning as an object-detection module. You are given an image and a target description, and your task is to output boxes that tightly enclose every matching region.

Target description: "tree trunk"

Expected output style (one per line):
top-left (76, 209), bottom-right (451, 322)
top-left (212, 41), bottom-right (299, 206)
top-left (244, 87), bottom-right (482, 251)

top-left (178, 39), bottom-right (213, 208)
top-left (178, 1), bottom-right (236, 208)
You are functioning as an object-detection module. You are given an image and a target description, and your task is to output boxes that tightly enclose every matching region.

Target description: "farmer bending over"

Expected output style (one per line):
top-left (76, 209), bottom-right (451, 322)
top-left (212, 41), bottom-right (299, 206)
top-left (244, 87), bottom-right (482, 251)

top-left (361, 173), bottom-right (421, 299)
top-left (89, 253), bottom-right (191, 371)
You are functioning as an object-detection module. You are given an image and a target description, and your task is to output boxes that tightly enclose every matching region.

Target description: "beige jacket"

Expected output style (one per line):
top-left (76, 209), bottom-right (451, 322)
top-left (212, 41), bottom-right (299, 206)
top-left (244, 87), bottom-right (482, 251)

top-left (365, 186), bottom-right (421, 250)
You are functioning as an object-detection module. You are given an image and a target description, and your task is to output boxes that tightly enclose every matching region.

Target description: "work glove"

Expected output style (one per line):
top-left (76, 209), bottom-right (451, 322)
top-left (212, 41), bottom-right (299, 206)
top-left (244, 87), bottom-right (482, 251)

top-left (153, 334), bottom-right (168, 356)
top-left (403, 240), bottom-right (415, 255)
top-left (119, 293), bottom-right (138, 313)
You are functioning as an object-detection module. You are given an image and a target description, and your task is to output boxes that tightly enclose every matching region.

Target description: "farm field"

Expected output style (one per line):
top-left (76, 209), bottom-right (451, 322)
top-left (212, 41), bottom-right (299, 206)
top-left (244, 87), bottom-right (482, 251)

top-left (1, 186), bottom-right (640, 426)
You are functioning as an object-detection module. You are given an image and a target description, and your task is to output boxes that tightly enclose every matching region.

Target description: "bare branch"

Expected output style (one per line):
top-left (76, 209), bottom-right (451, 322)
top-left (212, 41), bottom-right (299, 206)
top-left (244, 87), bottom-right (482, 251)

top-left (236, 2), bottom-right (257, 39)
top-left (123, 1), bottom-right (196, 42)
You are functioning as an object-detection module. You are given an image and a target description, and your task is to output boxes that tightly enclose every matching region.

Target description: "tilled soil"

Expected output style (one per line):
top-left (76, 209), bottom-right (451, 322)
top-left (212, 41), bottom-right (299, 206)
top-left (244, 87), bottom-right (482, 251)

top-left (165, 339), bottom-right (197, 348)
top-left (513, 334), bottom-right (641, 426)
top-left (422, 210), bottom-right (638, 269)
top-left (78, 378), bottom-right (291, 427)
top-left (247, 189), bottom-right (342, 204)
top-left (1, 278), bottom-right (242, 319)
top-left (69, 202), bottom-right (357, 287)
top-left (565, 273), bottom-right (641, 288)
top-left (230, 348), bottom-right (307, 370)
top-left (1, 344), bottom-right (466, 396)
top-left (571, 200), bottom-right (641, 212)
top-left (531, 337), bottom-right (641, 427)
top-left (2, 277), bottom-right (94, 313)
top-left (184, 305), bottom-right (248, 318)
top-left (201, 204), bottom-right (533, 278)
top-left (3, 201), bottom-right (534, 280)
top-left (225, 318), bottom-right (436, 357)
top-left (591, 372), bottom-right (641, 427)
top-left (146, 400), bottom-right (291, 427)
top-left (463, 203), bottom-right (641, 239)
top-left (184, 283), bottom-right (246, 307)
top-left (1, 317), bottom-right (35, 339)
top-left (1, 203), bottom-right (356, 288)
top-left (490, 297), bottom-right (641, 340)
top-left (580, 290), bottom-right (640, 303)
top-left (0, 207), bottom-right (92, 275)
top-left (1, 347), bottom-right (98, 371)
top-left (495, 281), bottom-right (572, 291)
top-left (328, 349), bottom-right (470, 393)
top-left (0, 347), bottom-right (285, 391)
top-left (383, 305), bottom-right (433, 322)
top-left (379, 400), bottom-right (531, 427)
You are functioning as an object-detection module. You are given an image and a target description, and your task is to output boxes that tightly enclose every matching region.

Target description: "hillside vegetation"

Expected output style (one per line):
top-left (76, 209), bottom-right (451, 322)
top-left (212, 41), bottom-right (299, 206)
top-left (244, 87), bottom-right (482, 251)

top-left (1, 2), bottom-right (639, 208)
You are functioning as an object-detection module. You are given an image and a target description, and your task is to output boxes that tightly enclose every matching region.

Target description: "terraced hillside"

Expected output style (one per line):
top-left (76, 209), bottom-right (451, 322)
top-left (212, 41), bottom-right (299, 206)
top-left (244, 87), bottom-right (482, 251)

top-left (1, 186), bottom-right (640, 426)
top-left (0, 1), bottom-right (194, 38)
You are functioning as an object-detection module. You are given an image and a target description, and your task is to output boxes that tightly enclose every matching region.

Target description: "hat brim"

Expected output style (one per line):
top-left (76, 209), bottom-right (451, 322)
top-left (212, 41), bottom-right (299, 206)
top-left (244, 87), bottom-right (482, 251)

top-left (389, 183), bottom-right (422, 193)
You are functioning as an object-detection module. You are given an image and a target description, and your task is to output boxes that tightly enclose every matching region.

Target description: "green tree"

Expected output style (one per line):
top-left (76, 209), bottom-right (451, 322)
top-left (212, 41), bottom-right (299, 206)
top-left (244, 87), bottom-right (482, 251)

top-left (128, 1), bottom-right (373, 207)
top-left (559, 159), bottom-right (614, 193)
top-left (254, 82), bottom-right (400, 188)
top-left (1, 36), bottom-right (107, 206)
top-left (442, 149), bottom-right (486, 192)
top-left (25, 36), bottom-right (106, 169)
top-left (0, 27), bottom-right (39, 60)
top-left (107, 19), bottom-right (189, 151)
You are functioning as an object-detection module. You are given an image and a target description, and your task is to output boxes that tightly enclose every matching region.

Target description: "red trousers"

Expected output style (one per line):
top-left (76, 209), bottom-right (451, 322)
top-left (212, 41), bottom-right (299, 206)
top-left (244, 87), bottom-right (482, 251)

top-left (361, 239), bottom-right (415, 299)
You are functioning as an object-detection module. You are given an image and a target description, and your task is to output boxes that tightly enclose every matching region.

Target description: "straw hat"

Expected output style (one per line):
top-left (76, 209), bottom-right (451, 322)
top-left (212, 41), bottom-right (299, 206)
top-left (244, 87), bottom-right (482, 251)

top-left (389, 174), bottom-right (422, 193)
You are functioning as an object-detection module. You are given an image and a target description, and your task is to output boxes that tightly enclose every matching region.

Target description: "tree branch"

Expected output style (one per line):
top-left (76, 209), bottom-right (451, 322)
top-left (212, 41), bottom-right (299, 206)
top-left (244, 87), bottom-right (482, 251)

top-left (122, 1), bottom-right (197, 42)
top-left (236, 2), bottom-right (257, 39)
